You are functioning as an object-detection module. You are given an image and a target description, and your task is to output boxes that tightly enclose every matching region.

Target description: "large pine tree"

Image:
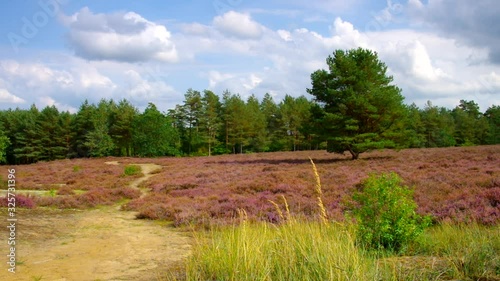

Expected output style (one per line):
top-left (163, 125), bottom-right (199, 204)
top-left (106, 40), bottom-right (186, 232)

top-left (307, 48), bottom-right (406, 159)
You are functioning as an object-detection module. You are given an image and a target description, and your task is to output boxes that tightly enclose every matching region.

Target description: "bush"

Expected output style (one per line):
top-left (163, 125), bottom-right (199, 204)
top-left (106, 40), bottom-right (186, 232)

top-left (0, 194), bottom-right (36, 209)
top-left (57, 186), bottom-right (75, 196)
top-left (123, 165), bottom-right (141, 176)
top-left (349, 172), bottom-right (430, 252)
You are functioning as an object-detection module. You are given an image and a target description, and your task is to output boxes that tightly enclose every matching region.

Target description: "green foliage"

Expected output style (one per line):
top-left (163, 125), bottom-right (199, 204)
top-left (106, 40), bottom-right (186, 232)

top-left (109, 99), bottom-right (138, 156)
top-left (452, 100), bottom-right (489, 146)
top-left (48, 189), bottom-right (57, 197)
top-left (484, 105), bottom-right (500, 144)
top-left (200, 90), bottom-right (222, 156)
top-left (260, 93), bottom-right (281, 151)
top-left (245, 94), bottom-right (268, 152)
top-left (132, 103), bottom-right (180, 157)
top-left (35, 105), bottom-right (70, 161)
top-left (181, 88), bottom-right (204, 155)
top-left (84, 99), bottom-right (115, 157)
top-left (349, 172), bottom-right (430, 252)
top-left (184, 220), bottom-right (375, 281)
top-left (411, 223), bottom-right (500, 280)
top-left (123, 165), bottom-right (141, 176)
top-left (84, 129), bottom-right (114, 157)
top-left (308, 48), bottom-right (406, 159)
top-left (10, 105), bottom-right (41, 163)
top-left (420, 101), bottom-right (456, 147)
top-left (0, 133), bottom-right (9, 164)
top-left (174, 220), bottom-right (500, 281)
top-left (219, 91), bottom-right (248, 153)
top-left (279, 95), bottom-right (312, 151)
top-left (70, 100), bottom-right (96, 158)
top-left (0, 85), bottom-right (498, 164)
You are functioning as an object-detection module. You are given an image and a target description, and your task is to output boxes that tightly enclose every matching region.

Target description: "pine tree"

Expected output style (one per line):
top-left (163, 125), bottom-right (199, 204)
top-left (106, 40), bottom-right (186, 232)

top-left (279, 95), bottom-right (312, 151)
top-left (132, 103), bottom-right (179, 157)
top-left (182, 89), bottom-right (203, 155)
top-left (36, 105), bottom-right (67, 160)
top-left (109, 99), bottom-right (138, 156)
top-left (260, 93), bottom-right (280, 151)
top-left (221, 93), bottom-right (248, 153)
top-left (0, 119), bottom-right (9, 164)
top-left (82, 99), bottom-right (115, 157)
top-left (70, 100), bottom-right (96, 157)
top-left (484, 105), bottom-right (500, 144)
top-left (308, 48), bottom-right (406, 159)
top-left (13, 105), bottom-right (40, 164)
top-left (421, 101), bottom-right (456, 147)
top-left (452, 100), bottom-right (489, 145)
top-left (200, 90), bottom-right (222, 156)
top-left (245, 94), bottom-right (267, 152)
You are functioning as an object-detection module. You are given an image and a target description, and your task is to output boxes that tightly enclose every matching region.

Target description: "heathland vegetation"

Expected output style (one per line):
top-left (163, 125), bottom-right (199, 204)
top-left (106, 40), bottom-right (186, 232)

top-left (1, 48), bottom-right (498, 280)
top-left (1, 147), bottom-right (498, 280)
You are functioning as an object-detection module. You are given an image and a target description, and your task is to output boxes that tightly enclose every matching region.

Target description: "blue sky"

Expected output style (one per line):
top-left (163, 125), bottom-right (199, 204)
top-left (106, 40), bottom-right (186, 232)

top-left (0, 0), bottom-right (499, 113)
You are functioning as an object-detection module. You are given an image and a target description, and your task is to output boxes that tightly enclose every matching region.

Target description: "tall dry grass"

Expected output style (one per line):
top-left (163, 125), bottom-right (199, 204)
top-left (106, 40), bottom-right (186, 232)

top-left (163, 158), bottom-right (499, 281)
top-left (410, 222), bottom-right (500, 280)
top-left (183, 219), bottom-right (376, 281)
top-left (171, 160), bottom-right (377, 280)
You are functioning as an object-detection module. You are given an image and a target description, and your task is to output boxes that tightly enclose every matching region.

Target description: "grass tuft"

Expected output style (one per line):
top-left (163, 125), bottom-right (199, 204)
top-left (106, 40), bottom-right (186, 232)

top-left (310, 158), bottom-right (328, 224)
top-left (123, 165), bottom-right (141, 176)
top-left (409, 222), bottom-right (500, 280)
top-left (183, 220), bottom-right (374, 281)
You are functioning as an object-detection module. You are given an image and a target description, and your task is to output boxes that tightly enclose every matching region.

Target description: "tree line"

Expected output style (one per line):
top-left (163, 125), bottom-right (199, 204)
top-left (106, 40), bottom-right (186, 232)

top-left (0, 48), bottom-right (498, 164)
top-left (0, 93), bottom-right (497, 164)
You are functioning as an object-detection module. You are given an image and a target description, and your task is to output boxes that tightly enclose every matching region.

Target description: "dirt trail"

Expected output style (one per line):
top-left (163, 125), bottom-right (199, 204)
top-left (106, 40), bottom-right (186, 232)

top-left (130, 164), bottom-right (162, 197)
top-left (0, 163), bottom-right (191, 281)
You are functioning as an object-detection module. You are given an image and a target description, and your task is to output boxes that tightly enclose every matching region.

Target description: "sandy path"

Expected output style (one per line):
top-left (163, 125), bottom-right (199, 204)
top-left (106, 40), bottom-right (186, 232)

top-left (130, 164), bottom-right (162, 197)
top-left (0, 163), bottom-right (191, 281)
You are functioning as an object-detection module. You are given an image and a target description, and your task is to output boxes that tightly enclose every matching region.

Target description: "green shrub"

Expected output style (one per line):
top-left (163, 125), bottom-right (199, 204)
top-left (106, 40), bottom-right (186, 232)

top-left (123, 165), bottom-right (141, 176)
top-left (48, 189), bottom-right (57, 197)
top-left (349, 172), bottom-right (430, 252)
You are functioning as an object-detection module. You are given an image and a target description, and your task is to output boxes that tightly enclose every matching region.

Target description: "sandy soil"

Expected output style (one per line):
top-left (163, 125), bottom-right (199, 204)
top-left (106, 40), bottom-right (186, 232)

top-left (0, 163), bottom-right (191, 281)
top-left (129, 164), bottom-right (162, 197)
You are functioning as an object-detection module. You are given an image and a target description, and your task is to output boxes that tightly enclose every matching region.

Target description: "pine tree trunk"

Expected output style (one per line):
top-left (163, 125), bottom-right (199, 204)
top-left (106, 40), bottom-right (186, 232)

top-left (348, 147), bottom-right (359, 160)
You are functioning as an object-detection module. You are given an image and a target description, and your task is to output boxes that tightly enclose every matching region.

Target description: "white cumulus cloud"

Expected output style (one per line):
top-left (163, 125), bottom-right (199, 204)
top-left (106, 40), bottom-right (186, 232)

top-left (409, 40), bottom-right (449, 81)
top-left (213, 11), bottom-right (264, 39)
top-left (0, 89), bottom-right (25, 104)
top-left (63, 7), bottom-right (178, 63)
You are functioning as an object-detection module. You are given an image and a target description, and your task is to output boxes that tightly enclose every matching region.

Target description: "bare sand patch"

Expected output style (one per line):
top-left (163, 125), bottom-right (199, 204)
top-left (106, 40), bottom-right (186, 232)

top-left (0, 163), bottom-right (190, 281)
